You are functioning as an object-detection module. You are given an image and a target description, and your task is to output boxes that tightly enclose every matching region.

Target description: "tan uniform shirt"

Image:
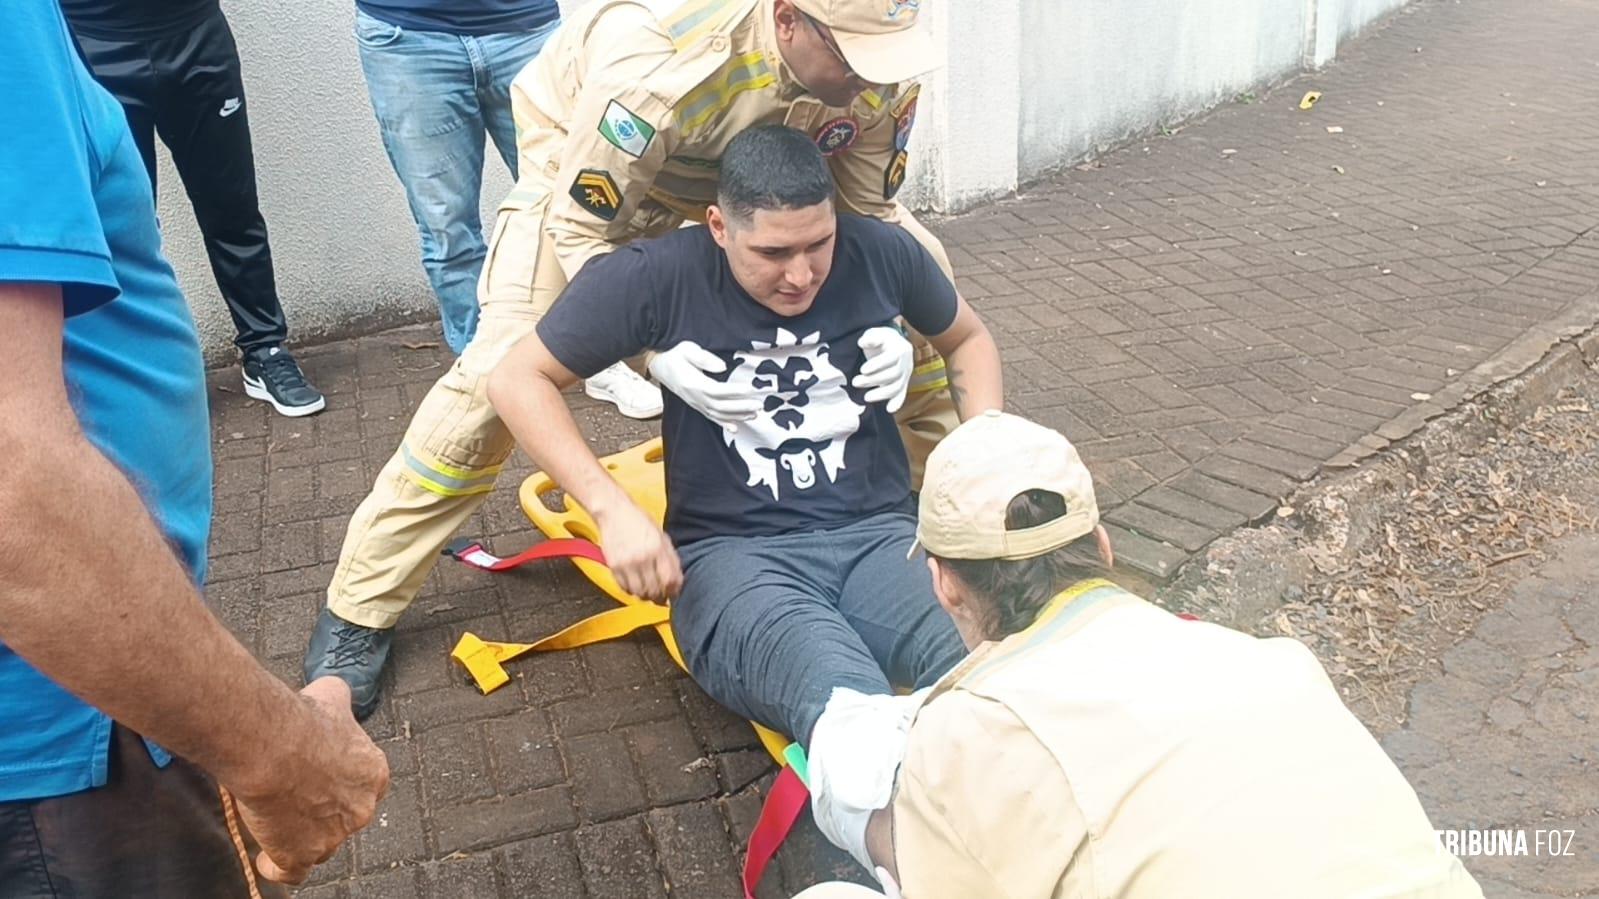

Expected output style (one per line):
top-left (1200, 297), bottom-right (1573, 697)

top-left (498, 0), bottom-right (938, 306)
top-left (892, 580), bottom-right (1484, 899)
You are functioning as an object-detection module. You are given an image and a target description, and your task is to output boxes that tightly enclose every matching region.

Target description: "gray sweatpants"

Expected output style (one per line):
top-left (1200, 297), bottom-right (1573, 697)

top-left (671, 510), bottom-right (967, 748)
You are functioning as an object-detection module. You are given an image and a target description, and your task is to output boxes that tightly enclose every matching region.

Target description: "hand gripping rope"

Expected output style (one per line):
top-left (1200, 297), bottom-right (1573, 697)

top-left (443, 438), bottom-right (806, 898)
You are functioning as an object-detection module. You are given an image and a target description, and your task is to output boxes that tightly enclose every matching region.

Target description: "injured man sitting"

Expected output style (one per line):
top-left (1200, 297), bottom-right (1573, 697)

top-left (487, 122), bottom-right (1002, 866)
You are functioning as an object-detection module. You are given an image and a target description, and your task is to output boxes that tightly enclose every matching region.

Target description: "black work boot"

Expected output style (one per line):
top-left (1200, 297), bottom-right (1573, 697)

top-left (303, 608), bottom-right (394, 720)
top-left (242, 345), bottom-right (325, 417)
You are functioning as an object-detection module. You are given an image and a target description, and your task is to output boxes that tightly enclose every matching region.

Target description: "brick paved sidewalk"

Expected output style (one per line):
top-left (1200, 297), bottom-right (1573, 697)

top-left (199, 0), bottom-right (1599, 895)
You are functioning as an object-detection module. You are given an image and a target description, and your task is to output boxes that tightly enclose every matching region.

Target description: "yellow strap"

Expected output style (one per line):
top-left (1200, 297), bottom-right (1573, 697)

top-left (452, 603), bottom-right (670, 694)
top-left (454, 437), bottom-right (797, 765)
top-left (451, 599), bottom-right (788, 754)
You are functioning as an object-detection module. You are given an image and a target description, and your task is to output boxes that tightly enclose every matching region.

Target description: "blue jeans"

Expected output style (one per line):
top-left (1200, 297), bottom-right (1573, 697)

top-left (671, 511), bottom-right (968, 747)
top-left (355, 10), bottom-right (558, 354)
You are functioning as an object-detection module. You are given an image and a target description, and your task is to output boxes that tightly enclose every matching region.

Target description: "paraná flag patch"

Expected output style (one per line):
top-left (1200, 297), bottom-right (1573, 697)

top-left (599, 100), bottom-right (656, 158)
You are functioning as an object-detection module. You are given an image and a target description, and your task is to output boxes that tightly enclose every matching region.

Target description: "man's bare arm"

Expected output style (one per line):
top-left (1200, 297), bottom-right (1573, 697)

top-left (926, 296), bottom-right (1003, 419)
top-left (487, 333), bottom-right (682, 600)
top-left (0, 283), bottom-right (386, 882)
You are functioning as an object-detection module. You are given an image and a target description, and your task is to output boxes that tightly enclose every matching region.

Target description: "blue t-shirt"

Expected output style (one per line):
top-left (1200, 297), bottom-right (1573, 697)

top-left (0, 0), bottom-right (213, 803)
top-left (357, 0), bottom-right (558, 35)
top-left (538, 215), bottom-right (958, 545)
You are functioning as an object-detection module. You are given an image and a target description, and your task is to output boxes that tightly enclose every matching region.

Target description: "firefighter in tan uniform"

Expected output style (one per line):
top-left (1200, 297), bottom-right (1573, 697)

top-left (306, 0), bottom-right (960, 718)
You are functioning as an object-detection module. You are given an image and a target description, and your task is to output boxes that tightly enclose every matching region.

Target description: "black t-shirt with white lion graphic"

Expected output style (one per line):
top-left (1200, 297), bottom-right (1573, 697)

top-left (537, 214), bottom-right (958, 546)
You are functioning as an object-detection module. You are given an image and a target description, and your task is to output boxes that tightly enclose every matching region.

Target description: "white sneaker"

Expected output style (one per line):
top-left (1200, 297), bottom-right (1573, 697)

top-left (585, 361), bottom-right (664, 419)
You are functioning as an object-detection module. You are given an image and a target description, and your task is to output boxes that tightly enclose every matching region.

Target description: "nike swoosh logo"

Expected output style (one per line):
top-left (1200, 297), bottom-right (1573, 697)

top-left (220, 98), bottom-right (242, 117)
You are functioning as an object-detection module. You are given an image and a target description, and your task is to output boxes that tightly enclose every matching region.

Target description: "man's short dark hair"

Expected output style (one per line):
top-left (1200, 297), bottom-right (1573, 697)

top-left (716, 125), bottom-right (835, 225)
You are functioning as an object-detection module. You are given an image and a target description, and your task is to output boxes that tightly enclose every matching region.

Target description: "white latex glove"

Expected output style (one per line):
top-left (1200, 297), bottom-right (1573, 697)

top-left (809, 687), bottom-right (932, 871)
top-left (852, 326), bottom-right (914, 414)
top-left (647, 340), bottom-right (761, 428)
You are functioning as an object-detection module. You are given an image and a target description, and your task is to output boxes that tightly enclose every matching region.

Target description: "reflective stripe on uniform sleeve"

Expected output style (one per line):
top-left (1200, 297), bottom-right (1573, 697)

top-left (504, 186), bottom-right (549, 208)
top-left (401, 445), bottom-right (503, 497)
top-left (675, 52), bottom-right (775, 133)
top-left (908, 357), bottom-right (948, 393)
top-left (660, 0), bottom-right (748, 46)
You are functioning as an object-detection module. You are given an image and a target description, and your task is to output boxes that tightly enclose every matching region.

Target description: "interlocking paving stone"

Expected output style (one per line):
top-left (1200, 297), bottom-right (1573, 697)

top-left (430, 786), bottom-right (575, 856)
top-left (565, 731), bottom-right (651, 824)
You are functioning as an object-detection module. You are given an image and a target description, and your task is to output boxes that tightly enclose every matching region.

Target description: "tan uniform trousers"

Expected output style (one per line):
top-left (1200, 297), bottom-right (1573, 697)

top-left (327, 197), bottom-right (957, 629)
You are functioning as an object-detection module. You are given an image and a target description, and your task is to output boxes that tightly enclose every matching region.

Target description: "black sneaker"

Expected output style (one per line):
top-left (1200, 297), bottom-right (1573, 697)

top-left (242, 346), bottom-right (325, 417)
top-left (303, 608), bottom-right (394, 721)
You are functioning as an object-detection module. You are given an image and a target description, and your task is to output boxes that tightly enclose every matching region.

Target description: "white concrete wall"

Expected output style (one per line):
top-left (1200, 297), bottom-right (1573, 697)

top-left (1310, 0), bottom-right (1411, 66)
top-left (1015, 0), bottom-right (1310, 184)
top-left (153, 0), bottom-right (1407, 359)
top-left (897, 0), bottom-right (1022, 213)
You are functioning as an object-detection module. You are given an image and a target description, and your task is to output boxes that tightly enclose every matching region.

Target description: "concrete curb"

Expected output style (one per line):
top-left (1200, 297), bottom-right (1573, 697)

top-left (1326, 291), bottom-right (1599, 471)
top-left (1156, 319), bottom-right (1599, 630)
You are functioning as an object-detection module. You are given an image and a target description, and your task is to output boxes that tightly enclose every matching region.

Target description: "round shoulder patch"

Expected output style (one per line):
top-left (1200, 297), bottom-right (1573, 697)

top-left (814, 117), bottom-right (860, 156)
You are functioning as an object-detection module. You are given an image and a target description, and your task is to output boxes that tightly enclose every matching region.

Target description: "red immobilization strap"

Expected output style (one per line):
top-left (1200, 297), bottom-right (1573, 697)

top-left (442, 536), bottom-right (606, 571)
top-left (743, 765), bottom-right (810, 899)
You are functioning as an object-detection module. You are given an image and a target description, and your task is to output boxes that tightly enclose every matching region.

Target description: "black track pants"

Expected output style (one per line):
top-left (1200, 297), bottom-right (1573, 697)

top-left (74, 7), bottom-right (290, 353)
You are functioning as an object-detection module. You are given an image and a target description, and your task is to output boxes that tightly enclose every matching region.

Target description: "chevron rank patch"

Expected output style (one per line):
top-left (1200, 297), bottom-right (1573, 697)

top-left (599, 100), bottom-right (655, 158)
top-left (571, 169), bottom-right (621, 221)
top-left (884, 150), bottom-right (909, 199)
